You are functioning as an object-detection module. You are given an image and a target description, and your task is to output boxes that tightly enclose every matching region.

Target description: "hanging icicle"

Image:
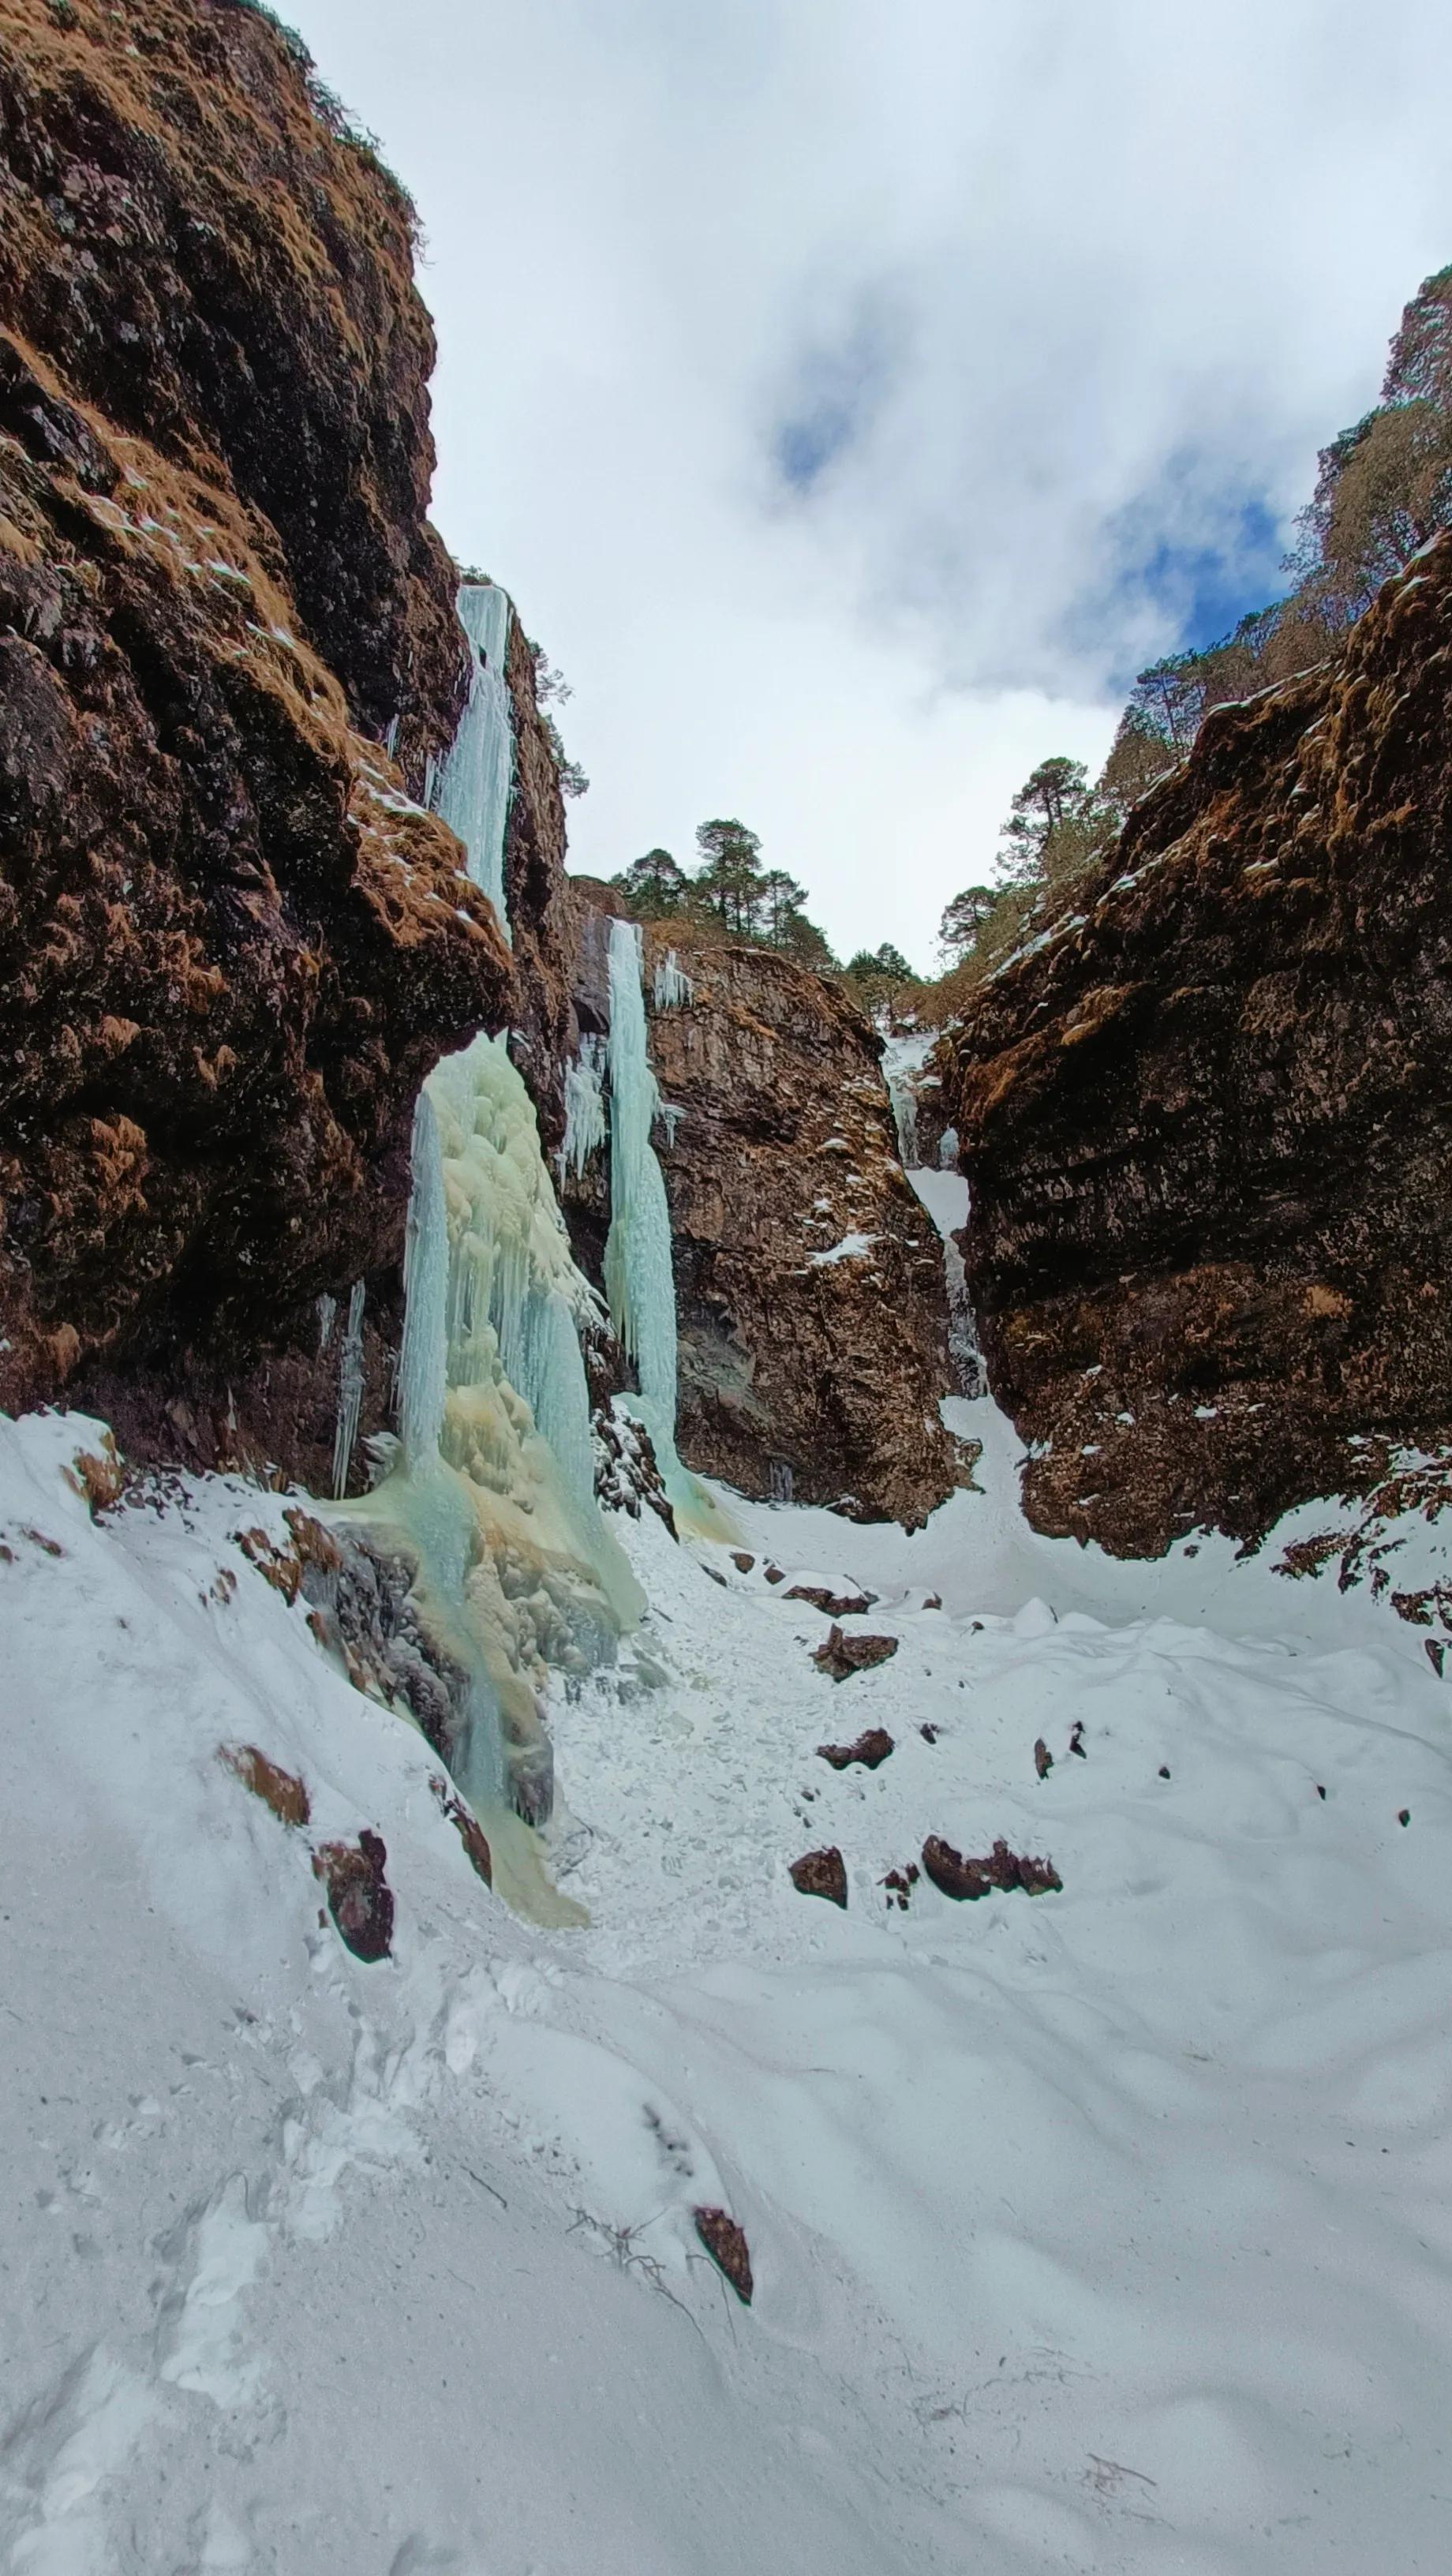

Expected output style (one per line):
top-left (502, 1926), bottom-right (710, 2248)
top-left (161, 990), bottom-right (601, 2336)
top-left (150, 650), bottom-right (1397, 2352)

top-left (560, 1035), bottom-right (608, 1181)
top-left (653, 948), bottom-right (694, 1010)
top-left (331, 1280), bottom-right (367, 1499)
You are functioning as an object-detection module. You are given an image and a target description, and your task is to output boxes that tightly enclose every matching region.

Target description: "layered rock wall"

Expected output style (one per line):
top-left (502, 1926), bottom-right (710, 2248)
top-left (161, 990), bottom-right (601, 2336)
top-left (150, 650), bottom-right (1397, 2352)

top-left (0, 0), bottom-right (574, 1485)
top-left (941, 534), bottom-right (1452, 1554)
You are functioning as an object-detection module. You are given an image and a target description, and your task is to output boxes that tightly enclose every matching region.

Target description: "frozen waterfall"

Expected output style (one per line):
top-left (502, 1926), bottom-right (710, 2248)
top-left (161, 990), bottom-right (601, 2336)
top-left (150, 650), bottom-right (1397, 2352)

top-left (603, 919), bottom-right (733, 1536)
top-left (432, 580), bottom-right (515, 942)
top-left (604, 918), bottom-right (679, 1436)
top-left (333, 1031), bottom-right (643, 1911)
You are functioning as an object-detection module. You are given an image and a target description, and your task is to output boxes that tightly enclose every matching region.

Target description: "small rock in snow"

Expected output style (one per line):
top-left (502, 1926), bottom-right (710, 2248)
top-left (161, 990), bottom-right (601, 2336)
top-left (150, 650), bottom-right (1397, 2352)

top-left (313, 1829), bottom-right (395, 1960)
top-left (788, 1845), bottom-right (848, 1908)
top-left (429, 1773), bottom-right (492, 1887)
top-left (817, 1728), bottom-right (894, 1772)
top-left (219, 1743), bottom-right (310, 1829)
top-left (1035, 1738), bottom-right (1053, 1779)
top-left (731, 1551), bottom-right (755, 1574)
top-left (813, 1625), bottom-right (898, 1681)
top-left (921, 1835), bottom-right (1062, 1902)
top-left (693, 2206), bottom-right (754, 2303)
top-left (786, 1584), bottom-right (876, 1616)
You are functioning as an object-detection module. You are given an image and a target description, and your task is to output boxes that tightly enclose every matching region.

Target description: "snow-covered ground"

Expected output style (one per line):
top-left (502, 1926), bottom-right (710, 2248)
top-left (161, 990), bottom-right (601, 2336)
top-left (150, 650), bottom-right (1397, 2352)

top-left (2, 1392), bottom-right (1451, 2574)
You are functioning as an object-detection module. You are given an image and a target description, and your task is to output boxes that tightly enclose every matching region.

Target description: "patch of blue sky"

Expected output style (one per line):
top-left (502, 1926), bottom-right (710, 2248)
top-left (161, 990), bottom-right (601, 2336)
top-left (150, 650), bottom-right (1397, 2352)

top-left (1066, 471), bottom-right (1292, 693)
top-left (765, 289), bottom-right (904, 499)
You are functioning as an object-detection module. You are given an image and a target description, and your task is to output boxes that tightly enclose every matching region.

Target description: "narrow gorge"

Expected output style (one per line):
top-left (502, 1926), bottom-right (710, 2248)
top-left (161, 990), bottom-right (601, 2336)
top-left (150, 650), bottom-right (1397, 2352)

top-left (2, 6), bottom-right (1450, 2572)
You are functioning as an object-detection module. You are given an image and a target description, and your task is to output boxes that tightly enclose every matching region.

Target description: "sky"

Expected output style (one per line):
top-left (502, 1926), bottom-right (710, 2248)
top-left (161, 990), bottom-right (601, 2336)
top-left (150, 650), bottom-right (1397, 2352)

top-left (282, 0), bottom-right (1452, 969)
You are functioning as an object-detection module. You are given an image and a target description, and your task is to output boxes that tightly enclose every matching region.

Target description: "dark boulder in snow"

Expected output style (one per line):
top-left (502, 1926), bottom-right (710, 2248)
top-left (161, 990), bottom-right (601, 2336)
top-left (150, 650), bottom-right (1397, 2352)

top-left (813, 1626), bottom-right (899, 1682)
top-left (693, 2207), bottom-right (754, 2304)
top-left (788, 1846), bottom-right (848, 1908)
top-left (786, 1584), bottom-right (877, 1616)
top-left (921, 1835), bottom-right (1062, 1902)
top-left (314, 1830), bottom-right (395, 1962)
top-left (817, 1729), bottom-right (895, 1771)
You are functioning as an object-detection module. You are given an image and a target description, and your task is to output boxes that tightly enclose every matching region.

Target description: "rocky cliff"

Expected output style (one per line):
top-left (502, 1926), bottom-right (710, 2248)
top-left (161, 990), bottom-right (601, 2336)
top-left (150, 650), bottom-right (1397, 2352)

top-left (0, 0), bottom-right (570, 1483)
top-left (941, 532), bottom-right (1452, 1555)
top-left (565, 901), bottom-right (960, 1526)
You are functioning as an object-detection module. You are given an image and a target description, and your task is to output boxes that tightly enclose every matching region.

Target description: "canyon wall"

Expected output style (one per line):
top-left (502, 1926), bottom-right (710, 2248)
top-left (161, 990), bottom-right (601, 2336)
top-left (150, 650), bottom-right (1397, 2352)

top-left (564, 899), bottom-right (961, 1527)
top-left (941, 534), bottom-right (1452, 1555)
top-left (0, 0), bottom-right (569, 1484)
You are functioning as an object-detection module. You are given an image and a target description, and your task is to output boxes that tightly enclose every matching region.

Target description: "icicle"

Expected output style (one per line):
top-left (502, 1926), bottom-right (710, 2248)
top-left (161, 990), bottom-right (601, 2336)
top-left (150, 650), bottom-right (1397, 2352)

top-left (885, 1061), bottom-right (919, 1167)
top-left (316, 1292), bottom-right (337, 1353)
top-left (604, 919), bottom-right (678, 1428)
top-left (938, 1123), bottom-right (960, 1170)
top-left (657, 1103), bottom-right (685, 1148)
top-left (383, 712), bottom-right (400, 758)
top-left (560, 1035), bottom-right (608, 1181)
top-left (432, 581), bottom-right (514, 945)
top-left (331, 1281), bottom-right (367, 1499)
top-left (653, 948), bottom-right (694, 1010)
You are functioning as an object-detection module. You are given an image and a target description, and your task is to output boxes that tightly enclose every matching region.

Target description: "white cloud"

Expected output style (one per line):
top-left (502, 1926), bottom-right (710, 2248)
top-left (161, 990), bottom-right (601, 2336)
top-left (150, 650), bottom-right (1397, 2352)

top-left (284, 0), bottom-right (1452, 967)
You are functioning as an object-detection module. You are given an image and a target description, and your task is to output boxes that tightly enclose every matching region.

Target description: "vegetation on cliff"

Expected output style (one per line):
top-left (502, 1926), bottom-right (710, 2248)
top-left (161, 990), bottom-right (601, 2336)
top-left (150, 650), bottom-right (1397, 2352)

top-left (925, 261), bottom-right (1452, 1011)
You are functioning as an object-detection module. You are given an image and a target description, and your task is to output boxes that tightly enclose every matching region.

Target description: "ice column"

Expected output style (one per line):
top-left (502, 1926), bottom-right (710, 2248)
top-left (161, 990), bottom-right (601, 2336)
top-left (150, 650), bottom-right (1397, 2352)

top-left (604, 918), bottom-right (679, 1440)
top-left (396, 1089), bottom-right (449, 1469)
top-left (331, 1280), bottom-right (367, 1498)
top-left (432, 581), bottom-right (515, 943)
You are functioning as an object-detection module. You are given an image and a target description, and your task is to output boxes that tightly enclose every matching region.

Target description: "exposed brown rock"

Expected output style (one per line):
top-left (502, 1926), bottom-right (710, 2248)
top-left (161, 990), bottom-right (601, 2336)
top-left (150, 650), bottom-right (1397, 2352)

top-left (1034, 1737), bottom-right (1053, 1780)
top-left (562, 923), bottom-right (959, 1527)
top-left (219, 1743), bottom-right (310, 1830)
top-left (817, 1728), bottom-right (895, 1771)
top-left (0, 0), bottom-right (522, 1465)
top-left (61, 1428), bottom-right (123, 1516)
top-left (941, 534), bottom-right (1452, 1555)
top-left (812, 1624), bottom-right (899, 1681)
top-left (788, 1844), bottom-right (848, 1907)
top-left (692, 2206), bottom-right (754, 2304)
top-left (294, 1518), bottom-right (475, 1776)
top-left (921, 1834), bottom-right (1062, 1901)
top-left (785, 1583), bottom-right (876, 1616)
top-left (428, 1773), bottom-right (492, 1889)
top-left (313, 1829), bottom-right (394, 1961)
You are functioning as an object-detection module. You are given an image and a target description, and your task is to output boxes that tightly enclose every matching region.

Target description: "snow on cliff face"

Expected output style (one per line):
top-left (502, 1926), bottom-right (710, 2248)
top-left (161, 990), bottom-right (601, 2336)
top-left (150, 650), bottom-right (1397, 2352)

top-left (2, 1404), bottom-right (1451, 2574)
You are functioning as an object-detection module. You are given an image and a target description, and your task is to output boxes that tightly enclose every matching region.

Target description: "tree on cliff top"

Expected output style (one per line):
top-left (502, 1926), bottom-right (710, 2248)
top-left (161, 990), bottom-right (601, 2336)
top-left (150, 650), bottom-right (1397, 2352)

top-left (611, 818), bottom-right (836, 964)
top-left (614, 848), bottom-right (689, 915)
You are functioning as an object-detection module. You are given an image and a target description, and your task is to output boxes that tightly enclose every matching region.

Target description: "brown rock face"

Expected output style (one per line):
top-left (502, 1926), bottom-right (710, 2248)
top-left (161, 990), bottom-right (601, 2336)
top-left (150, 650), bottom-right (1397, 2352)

top-left (941, 534), bottom-right (1452, 1556)
top-left (630, 934), bottom-right (959, 1526)
top-left (0, 0), bottom-right (525, 1467)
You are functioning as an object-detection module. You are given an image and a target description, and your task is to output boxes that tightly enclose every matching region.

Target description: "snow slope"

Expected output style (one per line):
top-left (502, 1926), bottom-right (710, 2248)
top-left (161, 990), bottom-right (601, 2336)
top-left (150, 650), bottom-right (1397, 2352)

top-left (2, 1400), bottom-right (1451, 2574)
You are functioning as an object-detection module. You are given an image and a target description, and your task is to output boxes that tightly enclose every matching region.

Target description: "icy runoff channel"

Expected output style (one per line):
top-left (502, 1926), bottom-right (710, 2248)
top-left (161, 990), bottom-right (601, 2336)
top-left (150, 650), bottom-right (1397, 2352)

top-left (3, 1392), bottom-right (1452, 2574)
